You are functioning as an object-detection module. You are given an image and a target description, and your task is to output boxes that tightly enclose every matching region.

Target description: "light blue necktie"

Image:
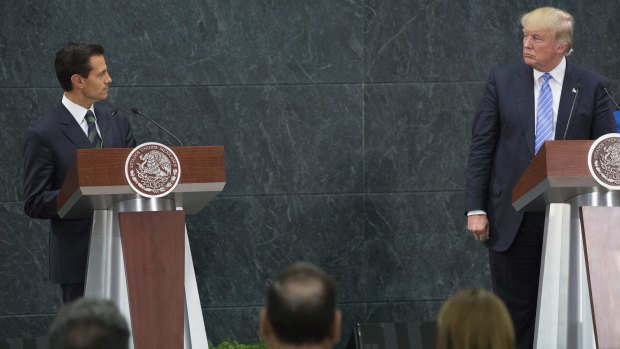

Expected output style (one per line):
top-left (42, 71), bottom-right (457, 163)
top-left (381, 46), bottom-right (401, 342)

top-left (85, 110), bottom-right (102, 148)
top-left (535, 73), bottom-right (553, 154)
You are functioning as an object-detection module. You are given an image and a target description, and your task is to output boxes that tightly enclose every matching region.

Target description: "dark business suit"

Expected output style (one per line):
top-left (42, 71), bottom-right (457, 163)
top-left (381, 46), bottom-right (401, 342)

top-left (23, 103), bottom-right (136, 294)
top-left (465, 61), bottom-right (615, 348)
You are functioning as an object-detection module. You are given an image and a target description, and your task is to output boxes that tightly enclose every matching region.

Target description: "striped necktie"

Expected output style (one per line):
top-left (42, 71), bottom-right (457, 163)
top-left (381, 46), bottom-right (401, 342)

top-left (85, 110), bottom-right (102, 148)
top-left (535, 73), bottom-right (553, 154)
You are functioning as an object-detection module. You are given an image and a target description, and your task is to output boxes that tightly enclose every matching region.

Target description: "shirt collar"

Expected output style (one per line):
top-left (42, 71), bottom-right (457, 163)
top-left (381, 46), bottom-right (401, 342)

top-left (533, 56), bottom-right (566, 84)
top-left (62, 94), bottom-right (95, 123)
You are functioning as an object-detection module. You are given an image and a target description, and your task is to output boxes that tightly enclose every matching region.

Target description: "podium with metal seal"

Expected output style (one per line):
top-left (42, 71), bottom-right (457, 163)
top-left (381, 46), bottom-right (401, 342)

top-left (57, 145), bottom-right (226, 349)
top-left (513, 139), bottom-right (620, 349)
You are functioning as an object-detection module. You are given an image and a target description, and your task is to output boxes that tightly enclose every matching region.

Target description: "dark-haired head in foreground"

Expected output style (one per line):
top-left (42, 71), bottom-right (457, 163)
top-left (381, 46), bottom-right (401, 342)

top-left (260, 262), bottom-right (342, 349)
top-left (49, 298), bottom-right (130, 349)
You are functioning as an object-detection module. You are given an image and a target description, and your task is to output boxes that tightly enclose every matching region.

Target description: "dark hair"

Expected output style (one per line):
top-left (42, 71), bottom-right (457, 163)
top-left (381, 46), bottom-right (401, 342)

top-left (48, 298), bottom-right (130, 349)
top-left (266, 262), bottom-right (337, 345)
top-left (55, 42), bottom-right (105, 91)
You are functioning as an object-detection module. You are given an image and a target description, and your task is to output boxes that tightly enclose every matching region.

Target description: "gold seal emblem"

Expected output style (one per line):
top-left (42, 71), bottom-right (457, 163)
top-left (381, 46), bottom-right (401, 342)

top-left (125, 142), bottom-right (181, 198)
top-left (588, 133), bottom-right (620, 190)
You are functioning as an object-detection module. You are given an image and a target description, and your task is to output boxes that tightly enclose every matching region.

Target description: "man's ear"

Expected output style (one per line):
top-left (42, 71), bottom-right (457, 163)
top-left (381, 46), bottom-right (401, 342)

top-left (70, 74), bottom-right (84, 89)
top-left (328, 309), bottom-right (342, 345)
top-left (555, 42), bottom-right (567, 55)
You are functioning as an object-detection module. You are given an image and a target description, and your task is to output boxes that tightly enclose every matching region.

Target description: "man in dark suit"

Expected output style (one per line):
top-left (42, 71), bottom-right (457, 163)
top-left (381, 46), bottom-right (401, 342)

top-left (465, 7), bottom-right (615, 349)
top-left (23, 42), bottom-right (136, 303)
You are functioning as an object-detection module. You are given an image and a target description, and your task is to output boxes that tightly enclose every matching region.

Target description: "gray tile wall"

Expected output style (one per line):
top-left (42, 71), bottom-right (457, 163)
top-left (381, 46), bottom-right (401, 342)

top-left (1, 0), bottom-right (619, 347)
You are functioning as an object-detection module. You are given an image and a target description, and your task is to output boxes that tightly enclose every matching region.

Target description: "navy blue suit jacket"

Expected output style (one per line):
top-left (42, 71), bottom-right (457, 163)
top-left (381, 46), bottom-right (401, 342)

top-left (23, 103), bottom-right (136, 283)
top-left (465, 61), bottom-right (616, 251)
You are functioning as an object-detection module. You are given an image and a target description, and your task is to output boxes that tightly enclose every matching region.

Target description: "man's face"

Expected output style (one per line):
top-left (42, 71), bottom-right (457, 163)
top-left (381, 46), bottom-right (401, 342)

top-left (522, 27), bottom-right (565, 72)
top-left (80, 55), bottom-right (112, 102)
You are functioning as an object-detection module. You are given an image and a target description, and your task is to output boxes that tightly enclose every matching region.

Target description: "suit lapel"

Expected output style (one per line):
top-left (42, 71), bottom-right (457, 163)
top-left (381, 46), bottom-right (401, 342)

top-left (515, 64), bottom-right (536, 157)
top-left (555, 63), bottom-right (580, 140)
top-left (58, 105), bottom-right (93, 148)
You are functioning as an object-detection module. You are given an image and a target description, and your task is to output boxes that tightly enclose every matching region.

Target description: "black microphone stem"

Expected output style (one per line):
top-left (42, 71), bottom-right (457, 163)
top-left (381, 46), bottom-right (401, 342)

top-left (563, 86), bottom-right (580, 140)
top-left (603, 87), bottom-right (620, 110)
top-left (100, 109), bottom-right (118, 148)
top-left (130, 108), bottom-right (183, 147)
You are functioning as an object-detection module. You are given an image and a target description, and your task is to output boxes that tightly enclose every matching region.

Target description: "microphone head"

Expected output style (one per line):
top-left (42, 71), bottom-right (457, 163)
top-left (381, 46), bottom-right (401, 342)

top-left (130, 108), bottom-right (140, 114)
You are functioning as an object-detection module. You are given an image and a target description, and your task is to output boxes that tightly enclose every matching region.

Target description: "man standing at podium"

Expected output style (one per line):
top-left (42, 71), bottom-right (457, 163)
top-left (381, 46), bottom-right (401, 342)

top-left (23, 42), bottom-right (136, 303)
top-left (465, 7), bottom-right (615, 349)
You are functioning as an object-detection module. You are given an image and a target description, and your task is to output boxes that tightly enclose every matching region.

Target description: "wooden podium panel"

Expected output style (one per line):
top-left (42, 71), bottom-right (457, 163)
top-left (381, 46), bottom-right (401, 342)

top-left (119, 210), bottom-right (186, 349)
top-left (579, 206), bottom-right (620, 349)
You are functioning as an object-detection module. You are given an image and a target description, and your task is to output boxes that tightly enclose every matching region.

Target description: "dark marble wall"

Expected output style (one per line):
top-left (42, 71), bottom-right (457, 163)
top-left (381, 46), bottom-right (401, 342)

top-left (1, 0), bottom-right (619, 347)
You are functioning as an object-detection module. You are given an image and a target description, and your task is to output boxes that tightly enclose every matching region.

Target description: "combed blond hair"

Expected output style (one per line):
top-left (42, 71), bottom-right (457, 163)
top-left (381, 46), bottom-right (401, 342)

top-left (521, 7), bottom-right (574, 56)
top-left (436, 288), bottom-right (515, 349)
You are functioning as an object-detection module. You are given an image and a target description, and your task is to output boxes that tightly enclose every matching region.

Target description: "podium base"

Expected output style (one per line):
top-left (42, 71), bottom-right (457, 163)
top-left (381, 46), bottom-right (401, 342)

top-left (84, 198), bottom-right (209, 349)
top-left (535, 190), bottom-right (620, 349)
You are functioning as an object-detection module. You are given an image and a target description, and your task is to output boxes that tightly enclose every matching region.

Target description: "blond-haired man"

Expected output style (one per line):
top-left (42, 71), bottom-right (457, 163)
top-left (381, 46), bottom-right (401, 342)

top-left (465, 7), bottom-right (615, 348)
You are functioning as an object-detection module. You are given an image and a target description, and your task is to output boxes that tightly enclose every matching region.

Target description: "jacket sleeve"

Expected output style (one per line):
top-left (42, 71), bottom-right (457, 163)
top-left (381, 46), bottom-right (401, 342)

top-left (120, 111), bottom-right (137, 147)
top-left (465, 70), bottom-right (501, 212)
top-left (23, 128), bottom-right (60, 219)
top-left (590, 79), bottom-right (617, 138)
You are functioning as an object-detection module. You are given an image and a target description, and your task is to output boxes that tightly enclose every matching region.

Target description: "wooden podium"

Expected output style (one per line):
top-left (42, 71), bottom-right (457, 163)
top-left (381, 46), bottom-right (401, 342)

top-left (513, 140), bottom-right (620, 349)
top-left (57, 146), bottom-right (226, 349)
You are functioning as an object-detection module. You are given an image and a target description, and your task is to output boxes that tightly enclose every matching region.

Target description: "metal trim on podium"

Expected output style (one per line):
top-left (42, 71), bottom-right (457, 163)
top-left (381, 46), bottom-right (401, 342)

top-left (57, 146), bottom-right (226, 349)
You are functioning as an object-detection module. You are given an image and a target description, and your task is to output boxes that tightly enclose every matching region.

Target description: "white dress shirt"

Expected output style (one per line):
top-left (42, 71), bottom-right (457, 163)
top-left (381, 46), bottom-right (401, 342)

top-left (62, 95), bottom-right (100, 137)
top-left (533, 57), bottom-right (566, 139)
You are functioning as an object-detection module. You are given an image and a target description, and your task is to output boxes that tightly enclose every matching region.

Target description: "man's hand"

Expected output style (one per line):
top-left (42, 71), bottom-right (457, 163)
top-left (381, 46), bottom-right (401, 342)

top-left (467, 214), bottom-right (489, 241)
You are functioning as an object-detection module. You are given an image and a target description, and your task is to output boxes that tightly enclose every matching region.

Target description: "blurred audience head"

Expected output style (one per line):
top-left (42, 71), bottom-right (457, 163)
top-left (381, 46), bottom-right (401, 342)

top-left (49, 297), bottom-right (130, 349)
top-left (260, 262), bottom-right (341, 349)
top-left (437, 288), bottom-right (515, 349)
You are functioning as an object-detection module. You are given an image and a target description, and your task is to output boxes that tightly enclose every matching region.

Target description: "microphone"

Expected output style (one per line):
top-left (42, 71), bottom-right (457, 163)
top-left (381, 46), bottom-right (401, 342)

top-left (602, 87), bottom-right (620, 110)
top-left (100, 108), bottom-right (118, 148)
top-left (130, 108), bottom-right (183, 146)
top-left (563, 83), bottom-right (581, 140)
top-left (603, 87), bottom-right (620, 133)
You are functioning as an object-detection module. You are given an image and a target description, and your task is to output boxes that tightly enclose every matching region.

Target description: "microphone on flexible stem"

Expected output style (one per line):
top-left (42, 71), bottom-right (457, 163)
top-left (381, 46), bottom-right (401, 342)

top-left (603, 87), bottom-right (620, 133)
top-left (562, 83), bottom-right (581, 140)
top-left (100, 108), bottom-right (119, 148)
top-left (130, 108), bottom-right (183, 147)
top-left (602, 87), bottom-right (620, 110)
